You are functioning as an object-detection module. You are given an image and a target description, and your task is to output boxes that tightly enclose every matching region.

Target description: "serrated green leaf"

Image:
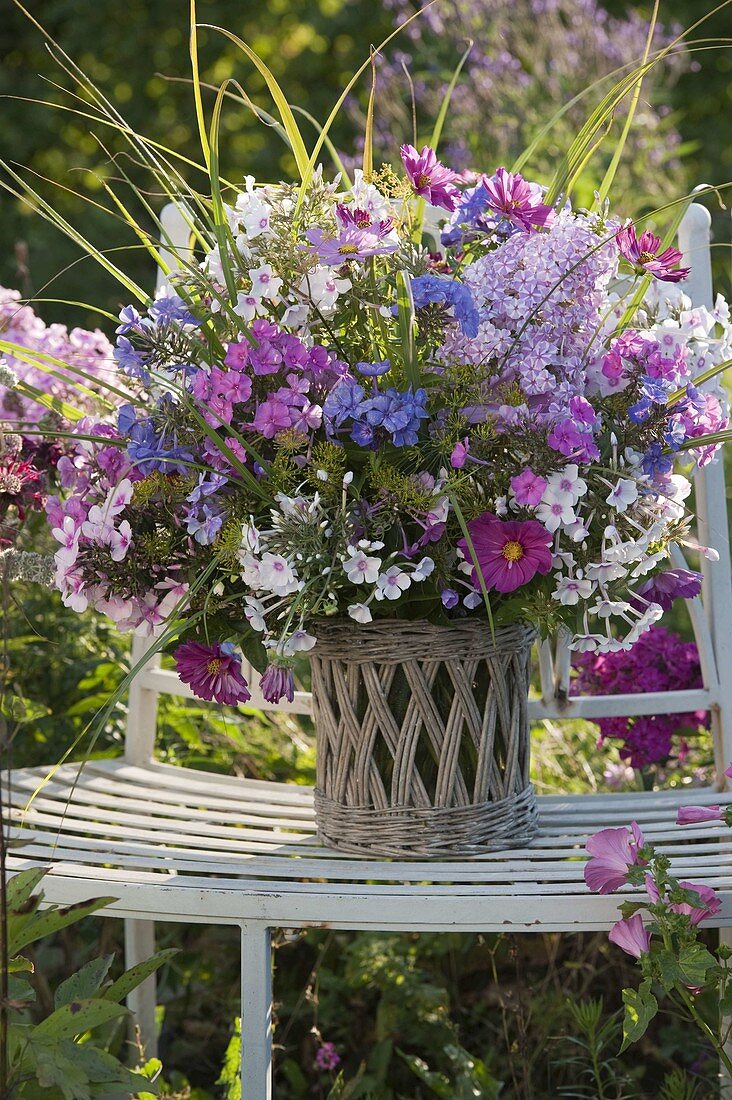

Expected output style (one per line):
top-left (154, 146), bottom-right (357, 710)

top-left (55, 955), bottom-right (114, 1009)
top-left (103, 947), bottom-right (179, 1005)
top-left (32, 997), bottom-right (128, 1041)
top-left (620, 979), bottom-right (658, 1052)
top-left (27, 1039), bottom-right (91, 1099)
top-left (675, 943), bottom-right (717, 988)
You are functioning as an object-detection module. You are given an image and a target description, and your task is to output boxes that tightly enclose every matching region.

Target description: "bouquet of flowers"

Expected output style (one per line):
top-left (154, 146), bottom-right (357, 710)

top-left (42, 145), bottom-right (731, 707)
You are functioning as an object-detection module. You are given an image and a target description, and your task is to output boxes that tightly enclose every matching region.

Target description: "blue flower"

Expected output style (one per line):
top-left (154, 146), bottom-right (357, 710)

top-left (628, 396), bottom-right (652, 424)
top-left (356, 359), bottom-right (391, 377)
top-left (641, 443), bottom-right (673, 478)
top-left (148, 293), bottom-right (198, 328)
top-left (115, 305), bottom-right (143, 335)
top-left (187, 504), bottom-right (224, 545)
top-left (409, 275), bottom-right (479, 338)
top-left (125, 411), bottom-right (194, 476)
top-left (322, 380), bottom-right (365, 429)
top-left (114, 335), bottom-right (150, 382)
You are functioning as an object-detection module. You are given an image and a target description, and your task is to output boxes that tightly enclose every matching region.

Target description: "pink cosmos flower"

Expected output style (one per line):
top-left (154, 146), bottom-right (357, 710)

top-left (584, 821), bottom-right (646, 894)
top-left (458, 513), bottom-right (552, 594)
top-left (174, 640), bottom-right (251, 706)
top-left (676, 804), bottom-right (724, 825)
top-left (305, 226), bottom-right (398, 266)
top-left (616, 224), bottom-right (690, 283)
top-left (400, 144), bottom-right (460, 211)
top-left (510, 468), bottom-right (548, 507)
top-left (481, 167), bottom-right (555, 232)
top-left (608, 913), bottom-right (651, 959)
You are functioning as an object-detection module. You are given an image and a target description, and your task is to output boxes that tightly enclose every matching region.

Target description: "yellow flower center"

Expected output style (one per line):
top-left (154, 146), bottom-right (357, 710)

top-left (207, 658), bottom-right (222, 675)
top-left (502, 540), bottom-right (525, 563)
top-left (338, 243), bottom-right (360, 255)
top-left (638, 250), bottom-right (656, 264)
top-left (417, 173), bottom-right (431, 188)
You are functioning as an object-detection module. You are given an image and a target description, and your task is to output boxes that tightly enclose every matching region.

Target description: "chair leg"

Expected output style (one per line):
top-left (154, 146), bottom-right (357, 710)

top-left (124, 918), bottom-right (158, 1060)
top-left (240, 922), bottom-right (273, 1100)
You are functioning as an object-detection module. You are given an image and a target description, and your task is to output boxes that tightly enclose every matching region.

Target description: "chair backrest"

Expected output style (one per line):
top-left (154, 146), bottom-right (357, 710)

top-left (125, 202), bottom-right (732, 785)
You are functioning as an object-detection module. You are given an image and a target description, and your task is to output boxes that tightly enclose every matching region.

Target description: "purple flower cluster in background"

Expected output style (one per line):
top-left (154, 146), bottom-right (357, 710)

top-left (572, 625), bottom-right (709, 768)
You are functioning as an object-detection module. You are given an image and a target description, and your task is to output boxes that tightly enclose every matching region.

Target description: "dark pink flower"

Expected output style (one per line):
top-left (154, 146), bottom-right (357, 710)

top-left (636, 568), bottom-right (702, 611)
top-left (260, 663), bottom-right (295, 704)
top-left (174, 640), bottom-right (251, 706)
top-left (673, 881), bottom-right (721, 925)
top-left (315, 1042), bottom-right (341, 1072)
top-left (584, 821), bottom-right (646, 894)
top-left (481, 167), bottom-right (555, 232)
top-left (458, 513), bottom-right (552, 594)
top-left (608, 913), bottom-right (651, 958)
top-left (616, 224), bottom-right (690, 282)
top-left (450, 439), bottom-right (469, 468)
top-left (676, 804), bottom-right (724, 825)
top-left (400, 144), bottom-right (460, 211)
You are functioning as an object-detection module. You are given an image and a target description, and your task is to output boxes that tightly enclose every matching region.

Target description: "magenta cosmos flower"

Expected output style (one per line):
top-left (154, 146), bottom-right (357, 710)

top-left (458, 513), bottom-right (552, 594)
top-left (481, 167), bottom-right (555, 232)
top-left (616, 224), bottom-right (690, 283)
top-left (174, 640), bottom-right (251, 705)
top-left (584, 821), bottom-right (646, 894)
top-left (608, 913), bottom-right (651, 959)
top-left (400, 144), bottom-right (460, 211)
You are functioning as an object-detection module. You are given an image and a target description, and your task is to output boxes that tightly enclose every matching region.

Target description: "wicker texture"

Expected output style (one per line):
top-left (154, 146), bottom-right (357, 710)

top-left (311, 620), bottom-right (538, 858)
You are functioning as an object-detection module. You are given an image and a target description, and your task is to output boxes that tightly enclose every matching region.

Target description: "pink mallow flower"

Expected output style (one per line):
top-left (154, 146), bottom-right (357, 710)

top-left (400, 144), bottom-right (460, 211)
top-left (608, 913), bottom-right (651, 959)
top-left (584, 821), bottom-right (646, 894)
top-left (676, 804), bottom-right (724, 825)
top-left (673, 881), bottom-right (721, 926)
top-left (174, 640), bottom-right (251, 706)
top-left (616, 224), bottom-right (690, 283)
top-left (481, 167), bottom-right (555, 232)
top-left (458, 513), bottom-right (552, 594)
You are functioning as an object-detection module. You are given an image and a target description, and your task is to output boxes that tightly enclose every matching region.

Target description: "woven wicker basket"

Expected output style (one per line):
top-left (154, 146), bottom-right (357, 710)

top-left (311, 619), bottom-right (538, 859)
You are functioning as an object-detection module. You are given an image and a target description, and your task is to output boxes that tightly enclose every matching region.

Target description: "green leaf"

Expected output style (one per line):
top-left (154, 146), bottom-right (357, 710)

top-left (55, 955), bottom-right (114, 1009)
top-left (675, 943), bottom-right (717, 989)
top-left (5, 867), bottom-right (47, 911)
top-left (620, 979), bottom-right (658, 1052)
top-left (395, 271), bottom-right (419, 390)
top-left (10, 897), bottom-right (117, 955)
top-left (26, 1038), bottom-right (91, 1100)
top-left (32, 997), bottom-right (128, 1041)
top-left (103, 947), bottom-right (179, 1005)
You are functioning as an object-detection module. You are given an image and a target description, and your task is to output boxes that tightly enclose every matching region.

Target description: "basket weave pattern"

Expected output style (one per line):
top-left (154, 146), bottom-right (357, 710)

top-left (311, 619), bottom-right (538, 858)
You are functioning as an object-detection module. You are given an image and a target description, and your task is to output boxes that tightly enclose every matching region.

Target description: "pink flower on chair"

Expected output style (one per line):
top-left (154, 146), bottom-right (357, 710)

top-left (584, 821), bottom-right (646, 894)
top-left (174, 640), bottom-right (251, 706)
top-left (676, 805), bottom-right (724, 825)
top-left (673, 881), bottom-right (721, 926)
top-left (608, 913), bottom-right (651, 959)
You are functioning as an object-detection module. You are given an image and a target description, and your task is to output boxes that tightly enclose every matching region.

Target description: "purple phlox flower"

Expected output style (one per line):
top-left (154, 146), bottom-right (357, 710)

top-left (481, 167), bottom-right (555, 232)
top-left (584, 821), bottom-right (646, 894)
top-left (252, 397), bottom-right (292, 439)
top-left (224, 341), bottom-right (251, 370)
top-left (322, 379), bottom-right (365, 429)
top-left (305, 225), bottom-right (398, 265)
top-left (410, 274), bottom-right (480, 337)
top-left (186, 503), bottom-right (224, 545)
top-left (450, 438), bottom-right (469, 469)
top-left (115, 304), bottom-right (143, 335)
top-left (569, 395), bottom-right (599, 428)
top-left (290, 401), bottom-right (323, 434)
top-left (636, 569), bottom-right (702, 611)
top-left (260, 662), bottom-right (295, 704)
top-left (356, 359), bottom-right (391, 377)
top-left (315, 1042), bottom-right (341, 1072)
top-left (123, 408), bottom-right (194, 476)
top-left (148, 292), bottom-right (199, 327)
top-left (251, 318), bottom-right (279, 341)
top-left (174, 640), bottom-right (251, 705)
top-left (510, 468), bottom-right (547, 507)
top-left (608, 914), bottom-right (651, 959)
top-left (249, 339), bottom-right (283, 376)
top-left (114, 335), bottom-right (150, 382)
top-left (547, 417), bottom-right (599, 461)
top-left (616, 224), bottom-right (690, 282)
top-left (441, 588), bottom-right (459, 609)
top-left (400, 143), bottom-right (460, 211)
top-left (186, 472), bottom-right (228, 505)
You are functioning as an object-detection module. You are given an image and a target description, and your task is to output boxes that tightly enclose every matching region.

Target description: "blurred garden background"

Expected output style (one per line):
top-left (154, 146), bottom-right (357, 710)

top-left (1, 0), bottom-right (731, 1096)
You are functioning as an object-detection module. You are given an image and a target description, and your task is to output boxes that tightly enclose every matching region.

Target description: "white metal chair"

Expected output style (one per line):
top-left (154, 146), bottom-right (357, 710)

top-left (5, 201), bottom-right (732, 1100)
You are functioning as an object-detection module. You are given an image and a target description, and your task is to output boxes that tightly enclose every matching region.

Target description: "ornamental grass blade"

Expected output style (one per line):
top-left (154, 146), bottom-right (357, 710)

top-left (395, 271), bottom-right (419, 389)
top-left (428, 40), bottom-right (473, 153)
top-left (190, 0), bottom-right (211, 170)
top-left (363, 47), bottom-right (378, 178)
top-left (209, 79), bottom-right (241, 302)
top-left (201, 24), bottom-right (310, 180)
